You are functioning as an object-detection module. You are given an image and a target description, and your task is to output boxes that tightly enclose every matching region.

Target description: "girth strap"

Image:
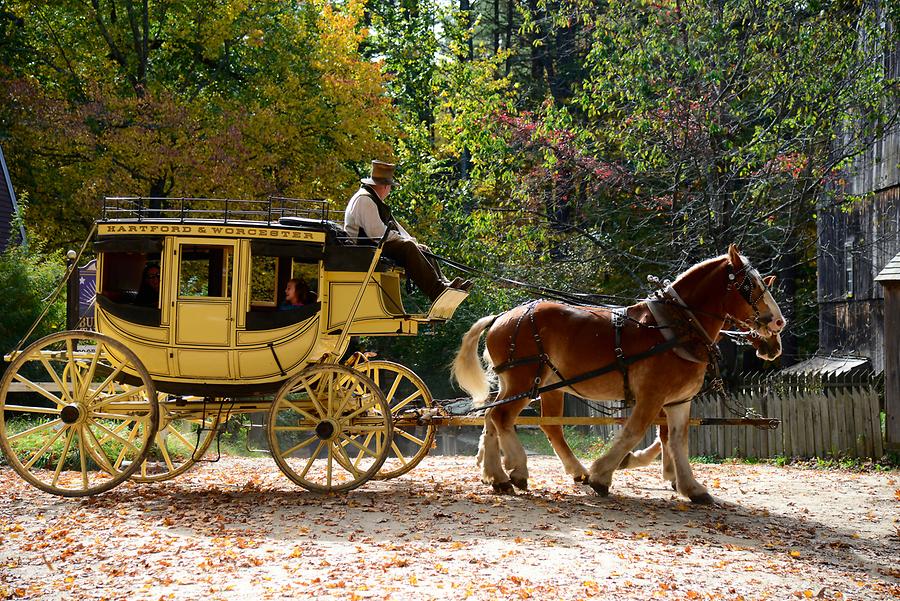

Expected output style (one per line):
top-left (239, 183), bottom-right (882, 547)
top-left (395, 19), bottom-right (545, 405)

top-left (612, 308), bottom-right (635, 406)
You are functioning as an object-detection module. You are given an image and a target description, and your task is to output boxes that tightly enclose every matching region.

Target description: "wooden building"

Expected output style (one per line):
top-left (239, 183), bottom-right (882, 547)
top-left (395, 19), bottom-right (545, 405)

top-left (816, 36), bottom-right (900, 374)
top-left (0, 143), bottom-right (26, 251)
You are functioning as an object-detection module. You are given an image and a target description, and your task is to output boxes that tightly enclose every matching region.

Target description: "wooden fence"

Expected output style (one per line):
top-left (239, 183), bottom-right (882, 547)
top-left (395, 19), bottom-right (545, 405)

top-left (565, 371), bottom-right (885, 460)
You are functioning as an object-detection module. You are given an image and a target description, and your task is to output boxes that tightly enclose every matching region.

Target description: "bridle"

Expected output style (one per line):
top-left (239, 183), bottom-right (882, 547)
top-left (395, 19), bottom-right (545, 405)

top-left (724, 260), bottom-right (775, 337)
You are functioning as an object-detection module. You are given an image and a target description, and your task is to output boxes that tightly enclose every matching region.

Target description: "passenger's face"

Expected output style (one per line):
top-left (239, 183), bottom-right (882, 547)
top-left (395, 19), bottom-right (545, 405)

top-left (146, 269), bottom-right (160, 290)
top-left (285, 282), bottom-right (298, 303)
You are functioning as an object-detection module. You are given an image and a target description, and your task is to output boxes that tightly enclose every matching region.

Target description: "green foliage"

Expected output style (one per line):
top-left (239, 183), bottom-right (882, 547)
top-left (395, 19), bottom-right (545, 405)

top-left (516, 426), bottom-right (612, 460)
top-left (0, 0), bottom-right (395, 252)
top-left (0, 244), bottom-right (65, 356)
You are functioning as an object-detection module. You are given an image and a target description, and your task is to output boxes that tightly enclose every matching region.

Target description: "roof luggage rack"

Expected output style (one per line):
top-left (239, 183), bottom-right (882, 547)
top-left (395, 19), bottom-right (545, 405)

top-left (101, 196), bottom-right (340, 226)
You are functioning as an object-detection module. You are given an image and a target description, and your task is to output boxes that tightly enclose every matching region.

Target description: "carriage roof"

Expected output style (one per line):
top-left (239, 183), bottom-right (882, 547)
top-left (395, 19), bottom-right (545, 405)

top-left (97, 196), bottom-right (348, 245)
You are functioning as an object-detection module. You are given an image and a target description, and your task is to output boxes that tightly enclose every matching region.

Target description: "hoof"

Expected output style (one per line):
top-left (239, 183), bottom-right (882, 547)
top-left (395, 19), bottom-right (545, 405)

top-left (690, 492), bottom-right (715, 505)
top-left (671, 481), bottom-right (677, 491)
top-left (574, 474), bottom-right (590, 484)
top-left (492, 481), bottom-right (515, 495)
top-left (510, 477), bottom-right (528, 491)
top-left (589, 482), bottom-right (609, 497)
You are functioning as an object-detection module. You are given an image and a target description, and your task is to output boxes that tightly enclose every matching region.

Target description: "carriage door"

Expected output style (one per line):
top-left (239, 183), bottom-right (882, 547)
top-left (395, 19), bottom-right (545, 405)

top-left (173, 240), bottom-right (238, 356)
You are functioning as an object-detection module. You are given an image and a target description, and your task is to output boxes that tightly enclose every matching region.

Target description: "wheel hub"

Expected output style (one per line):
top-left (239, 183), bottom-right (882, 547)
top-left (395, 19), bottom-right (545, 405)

top-left (60, 404), bottom-right (82, 425)
top-left (315, 420), bottom-right (337, 440)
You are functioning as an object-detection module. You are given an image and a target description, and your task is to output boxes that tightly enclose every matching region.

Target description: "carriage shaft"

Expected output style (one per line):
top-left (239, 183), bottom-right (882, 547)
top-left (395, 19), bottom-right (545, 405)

top-left (406, 416), bottom-right (779, 429)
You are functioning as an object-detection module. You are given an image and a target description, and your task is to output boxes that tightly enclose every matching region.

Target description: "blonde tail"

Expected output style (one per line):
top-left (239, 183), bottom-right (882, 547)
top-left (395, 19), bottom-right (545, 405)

top-left (451, 315), bottom-right (497, 406)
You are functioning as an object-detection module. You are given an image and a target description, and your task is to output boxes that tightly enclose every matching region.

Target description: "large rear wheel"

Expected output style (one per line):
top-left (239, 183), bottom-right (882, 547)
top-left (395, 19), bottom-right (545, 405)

top-left (0, 331), bottom-right (159, 497)
top-left (268, 364), bottom-right (391, 493)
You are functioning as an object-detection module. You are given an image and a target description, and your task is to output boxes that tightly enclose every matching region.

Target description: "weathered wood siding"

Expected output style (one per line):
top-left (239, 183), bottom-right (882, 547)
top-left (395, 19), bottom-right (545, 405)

top-left (817, 41), bottom-right (900, 372)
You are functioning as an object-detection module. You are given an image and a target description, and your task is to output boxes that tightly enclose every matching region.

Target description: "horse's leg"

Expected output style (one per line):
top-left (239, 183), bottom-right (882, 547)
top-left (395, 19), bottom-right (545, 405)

top-left (539, 390), bottom-right (589, 483)
top-left (659, 423), bottom-right (677, 487)
top-left (663, 401), bottom-right (713, 504)
top-left (618, 422), bottom-right (666, 469)
top-left (587, 397), bottom-right (662, 496)
top-left (493, 400), bottom-right (530, 491)
top-left (478, 408), bottom-right (511, 492)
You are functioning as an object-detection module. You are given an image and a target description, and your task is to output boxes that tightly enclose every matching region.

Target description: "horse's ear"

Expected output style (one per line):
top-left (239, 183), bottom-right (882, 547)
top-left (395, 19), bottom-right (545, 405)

top-left (727, 243), bottom-right (742, 266)
top-left (764, 275), bottom-right (776, 287)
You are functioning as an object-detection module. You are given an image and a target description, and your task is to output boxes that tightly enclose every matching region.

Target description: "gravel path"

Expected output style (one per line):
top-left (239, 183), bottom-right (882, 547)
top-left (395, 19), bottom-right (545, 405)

top-left (1, 455), bottom-right (898, 600)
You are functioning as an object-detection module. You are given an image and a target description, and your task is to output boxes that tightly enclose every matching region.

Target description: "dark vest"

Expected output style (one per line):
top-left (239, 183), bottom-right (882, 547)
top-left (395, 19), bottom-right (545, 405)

top-left (356, 184), bottom-right (394, 239)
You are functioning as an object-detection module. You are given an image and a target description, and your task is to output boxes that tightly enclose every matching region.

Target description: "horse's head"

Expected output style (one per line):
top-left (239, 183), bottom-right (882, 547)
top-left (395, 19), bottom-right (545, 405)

top-left (724, 244), bottom-right (785, 361)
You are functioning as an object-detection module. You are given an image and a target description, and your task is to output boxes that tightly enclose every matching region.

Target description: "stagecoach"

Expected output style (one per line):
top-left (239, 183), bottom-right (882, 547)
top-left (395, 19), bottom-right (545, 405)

top-left (0, 197), bottom-right (470, 496)
top-left (1, 197), bottom-right (786, 503)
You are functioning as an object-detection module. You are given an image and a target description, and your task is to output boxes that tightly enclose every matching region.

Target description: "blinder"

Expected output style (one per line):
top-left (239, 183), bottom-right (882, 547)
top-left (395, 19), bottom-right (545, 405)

top-left (726, 262), bottom-right (772, 334)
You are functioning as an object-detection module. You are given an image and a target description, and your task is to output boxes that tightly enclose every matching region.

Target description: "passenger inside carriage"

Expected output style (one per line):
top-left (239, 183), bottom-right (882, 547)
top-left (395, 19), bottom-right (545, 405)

top-left (280, 278), bottom-right (316, 310)
top-left (135, 263), bottom-right (161, 307)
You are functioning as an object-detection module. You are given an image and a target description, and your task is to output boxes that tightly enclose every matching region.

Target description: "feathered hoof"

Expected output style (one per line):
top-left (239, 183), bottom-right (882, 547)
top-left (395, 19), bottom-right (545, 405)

top-left (492, 481), bottom-right (516, 495)
top-left (690, 492), bottom-right (715, 505)
top-left (510, 477), bottom-right (528, 491)
top-left (589, 481), bottom-right (610, 497)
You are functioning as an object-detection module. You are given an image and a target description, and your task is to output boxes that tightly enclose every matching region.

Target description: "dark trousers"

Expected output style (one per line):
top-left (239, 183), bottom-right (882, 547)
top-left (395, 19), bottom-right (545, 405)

top-left (383, 238), bottom-right (446, 300)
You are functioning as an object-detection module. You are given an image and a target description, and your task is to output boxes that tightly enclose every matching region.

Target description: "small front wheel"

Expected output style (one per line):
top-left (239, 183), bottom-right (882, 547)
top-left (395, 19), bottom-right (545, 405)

top-left (268, 364), bottom-right (392, 493)
top-left (0, 331), bottom-right (159, 497)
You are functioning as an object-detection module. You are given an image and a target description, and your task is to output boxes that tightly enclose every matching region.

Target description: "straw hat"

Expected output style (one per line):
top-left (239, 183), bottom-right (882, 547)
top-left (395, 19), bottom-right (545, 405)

top-left (361, 160), bottom-right (399, 186)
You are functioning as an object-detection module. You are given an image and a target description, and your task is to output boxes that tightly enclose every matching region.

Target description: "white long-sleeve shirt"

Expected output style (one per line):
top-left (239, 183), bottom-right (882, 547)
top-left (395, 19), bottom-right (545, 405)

top-left (344, 188), bottom-right (413, 244)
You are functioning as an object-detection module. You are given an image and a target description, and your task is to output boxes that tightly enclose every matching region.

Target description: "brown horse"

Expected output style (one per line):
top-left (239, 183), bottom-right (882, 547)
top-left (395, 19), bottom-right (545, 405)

top-left (452, 245), bottom-right (784, 503)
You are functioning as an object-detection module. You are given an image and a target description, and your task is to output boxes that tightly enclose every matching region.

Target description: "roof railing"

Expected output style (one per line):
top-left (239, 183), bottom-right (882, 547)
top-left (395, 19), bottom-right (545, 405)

top-left (101, 196), bottom-right (338, 226)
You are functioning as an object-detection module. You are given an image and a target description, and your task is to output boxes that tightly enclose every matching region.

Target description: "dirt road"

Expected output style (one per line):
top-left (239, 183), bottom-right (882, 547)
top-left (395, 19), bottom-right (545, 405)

top-left (1, 455), bottom-right (898, 600)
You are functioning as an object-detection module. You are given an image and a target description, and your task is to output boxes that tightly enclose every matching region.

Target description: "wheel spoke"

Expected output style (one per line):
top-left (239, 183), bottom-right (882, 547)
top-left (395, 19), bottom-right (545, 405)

top-left (8, 418), bottom-right (63, 443)
top-left (281, 433), bottom-right (319, 457)
top-left (113, 422), bottom-right (142, 470)
top-left (11, 374), bottom-right (64, 407)
top-left (157, 438), bottom-right (176, 472)
top-left (298, 379), bottom-right (327, 418)
top-left (282, 398), bottom-right (319, 424)
top-left (339, 433), bottom-right (381, 460)
top-left (83, 425), bottom-right (116, 474)
top-left (51, 426), bottom-right (76, 487)
top-left (88, 419), bottom-right (143, 461)
top-left (89, 385), bottom-right (148, 411)
top-left (389, 440), bottom-right (408, 465)
top-left (298, 440), bottom-right (326, 480)
top-left (38, 356), bottom-right (70, 404)
top-left (85, 363), bottom-right (125, 406)
top-left (341, 394), bottom-right (379, 421)
top-left (391, 390), bottom-right (423, 414)
top-left (384, 373), bottom-right (402, 404)
top-left (396, 429), bottom-right (427, 446)
top-left (77, 346), bottom-right (103, 401)
top-left (333, 440), bottom-right (362, 478)
top-left (22, 423), bottom-right (67, 470)
top-left (77, 427), bottom-right (89, 490)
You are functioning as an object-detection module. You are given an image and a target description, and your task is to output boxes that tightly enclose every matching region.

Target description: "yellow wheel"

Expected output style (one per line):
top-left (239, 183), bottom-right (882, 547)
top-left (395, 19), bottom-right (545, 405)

top-left (0, 331), bottom-right (159, 497)
top-left (130, 397), bottom-right (220, 483)
top-left (360, 360), bottom-right (435, 479)
top-left (268, 364), bottom-right (392, 493)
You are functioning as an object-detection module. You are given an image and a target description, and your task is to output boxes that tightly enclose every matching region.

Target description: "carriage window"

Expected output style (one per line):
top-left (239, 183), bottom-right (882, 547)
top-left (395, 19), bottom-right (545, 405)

top-left (100, 251), bottom-right (162, 305)
top-left (250, 256), bottom-right (278, 305)
top-left (179, 245), bottom-right (233, 298)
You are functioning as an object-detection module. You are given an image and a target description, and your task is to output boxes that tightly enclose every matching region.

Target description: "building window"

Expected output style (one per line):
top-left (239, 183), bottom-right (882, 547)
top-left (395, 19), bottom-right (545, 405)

top-left (844, 236), bottom-right (854, 298)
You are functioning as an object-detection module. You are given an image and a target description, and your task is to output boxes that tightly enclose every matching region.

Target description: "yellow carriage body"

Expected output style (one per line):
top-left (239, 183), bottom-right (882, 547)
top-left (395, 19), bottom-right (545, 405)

top-left (91, 199), bottom-right (468, 396)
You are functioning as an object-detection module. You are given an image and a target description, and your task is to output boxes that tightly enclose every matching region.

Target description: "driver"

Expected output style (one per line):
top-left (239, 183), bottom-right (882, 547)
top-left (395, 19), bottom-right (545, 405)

top-left (344, 160), bottom-right (471, 301)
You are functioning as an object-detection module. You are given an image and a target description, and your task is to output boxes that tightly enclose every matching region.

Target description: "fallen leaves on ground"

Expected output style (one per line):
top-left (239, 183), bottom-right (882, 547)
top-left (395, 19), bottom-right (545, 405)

top-left (1, 456), bottom-right (898, 600)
